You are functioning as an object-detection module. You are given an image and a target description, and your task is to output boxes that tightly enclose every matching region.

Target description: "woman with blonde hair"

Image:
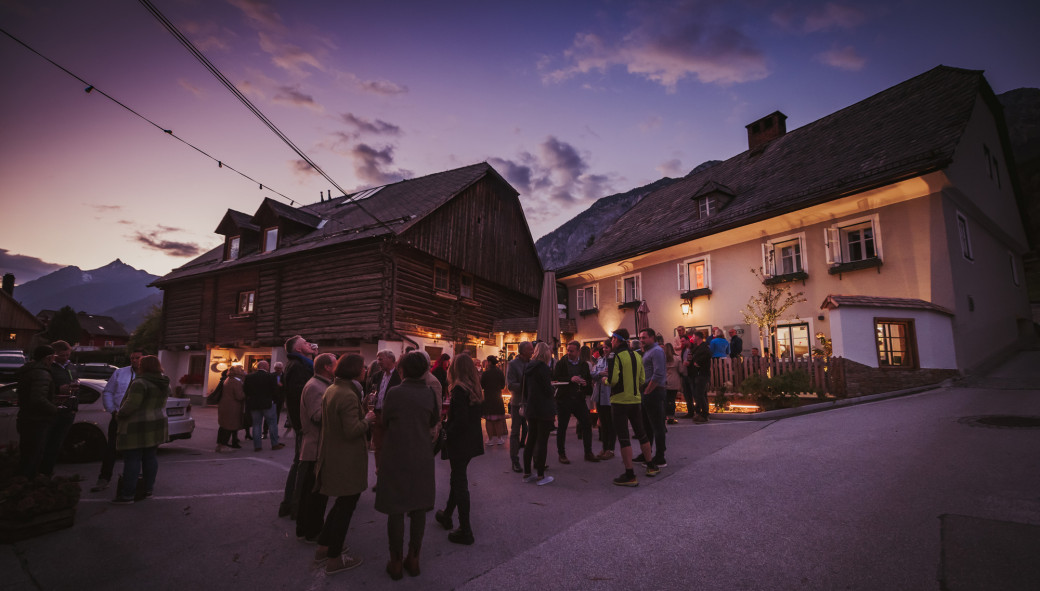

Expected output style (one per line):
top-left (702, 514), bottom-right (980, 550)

top-left (434, 354), bottom-right (485, 544)
top-left (521, 342), bottom-right (556, 486)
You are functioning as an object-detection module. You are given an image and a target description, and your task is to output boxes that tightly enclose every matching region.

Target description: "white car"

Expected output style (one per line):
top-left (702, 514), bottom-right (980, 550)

top-left (0, 378), bottom-right (195, 463)
top-left (0, 350), bottom-right (26, 382)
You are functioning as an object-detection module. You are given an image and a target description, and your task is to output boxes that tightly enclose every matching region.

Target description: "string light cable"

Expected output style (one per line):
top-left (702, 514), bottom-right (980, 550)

top-left (0, 26), bottom-right (300, 205)
top-left (136, 0), bottom-right (396, 234)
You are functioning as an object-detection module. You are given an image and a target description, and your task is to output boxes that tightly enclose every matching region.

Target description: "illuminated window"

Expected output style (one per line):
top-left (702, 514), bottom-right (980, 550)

top-left (262, 227), bottom-right (278, 252)
top-left (576, 285), bottom-right (598, 311)
top-left (434, 264), bottom-right (450, 292)
top-left (774, 323), bottom-right (810, 360)
top-left (762, 234), bottom-right (806, 277)
top-left (677, 255), bottom-right (711, 291)
top-left (226, 236), bottom-right (240, 261)
top-left (460, 273), bottom-right (474, 299)
top-left (238, 291), bottom-right (255, 314)
top-left (875, 319), bottom-right (916, 368)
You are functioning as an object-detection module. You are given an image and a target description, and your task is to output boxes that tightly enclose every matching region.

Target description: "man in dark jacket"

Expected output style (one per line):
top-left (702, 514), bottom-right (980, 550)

top-left (552, 340), bottom-right (597, 464)
top-left (244, 361), bottom-right (284, 451)
top-left (686, 331), bottom-right (712, 423)
top-left (506, 342), bottom-right (533, 473)
top-left (368, 350), bottom-right (402, 478)
top-left (16, 345), bottom-right (67, 477)
top-left (280, 335), bottom-right (316, 518)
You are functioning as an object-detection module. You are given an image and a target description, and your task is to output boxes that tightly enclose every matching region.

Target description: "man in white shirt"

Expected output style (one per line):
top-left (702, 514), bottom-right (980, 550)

top-left (92, 351), bottom-right (143, 492)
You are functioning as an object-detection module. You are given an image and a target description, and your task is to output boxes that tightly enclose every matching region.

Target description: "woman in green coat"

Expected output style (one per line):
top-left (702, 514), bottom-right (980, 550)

top-left (112, 355), bottom-right (169, 504)
top-left (313, 354), bottom-right (372, 575)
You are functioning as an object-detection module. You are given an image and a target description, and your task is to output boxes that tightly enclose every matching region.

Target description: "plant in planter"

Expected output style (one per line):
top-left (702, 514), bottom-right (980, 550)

top-left (712, 382), bottom-right (730, 413)
top-left (739, 370), bottom-right (813, 410)
top-left (0, 446), bottom-right (81, 542)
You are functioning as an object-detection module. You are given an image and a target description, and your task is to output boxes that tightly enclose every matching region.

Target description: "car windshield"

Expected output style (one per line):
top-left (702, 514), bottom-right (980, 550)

top-left (0, 353), bottom-right (24, 362)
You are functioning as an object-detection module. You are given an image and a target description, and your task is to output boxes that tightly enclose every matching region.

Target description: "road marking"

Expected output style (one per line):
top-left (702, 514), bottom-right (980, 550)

top-left (166, 456), bottom-right (289, 471)
top-left (80, 489), bottom-right (282, 503)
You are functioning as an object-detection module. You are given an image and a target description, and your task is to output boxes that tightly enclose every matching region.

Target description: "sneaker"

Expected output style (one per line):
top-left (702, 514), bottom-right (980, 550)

top-left (613, 472), bottom-right (638, 487)
top-left (215, 444), bottom-right (227, 453)
top-left (326, 555), bottom-right (363, 575)
top-left (90, 478), bottom-right (109, 493)
top-left (110, 496), bottom-right (135, 505)
top-left (597, 450), bottom-right (615, 460)
top-left (536, 475), bottom-right (554, 486)
top-left (558, 455), bottom-right (571, 464)
top-left (652, 458), bottom-right (667, 468)
top-left (142, 490), bottom-right (153, 499)
top-left (646, 463), bottom-right (661, 477)
top-left (511, 459), bottom-right (523, 473)
top-left (229, 442), bottom-right (242, 449)
top-left (584, 452), bottom-right (600, 462)
top-left (522, 473), bottom-right (536, 483)
top-left (693, 415), bottom-right (708, 424)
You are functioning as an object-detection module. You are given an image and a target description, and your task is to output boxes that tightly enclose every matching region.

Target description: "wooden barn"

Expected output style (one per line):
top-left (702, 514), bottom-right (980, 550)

top-left (152, 163), bottom-right (544, 396)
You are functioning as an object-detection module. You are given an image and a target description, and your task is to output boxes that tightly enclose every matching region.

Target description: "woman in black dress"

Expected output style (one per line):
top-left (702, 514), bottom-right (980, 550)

top-left (434, 354), bottom-right (484, 544)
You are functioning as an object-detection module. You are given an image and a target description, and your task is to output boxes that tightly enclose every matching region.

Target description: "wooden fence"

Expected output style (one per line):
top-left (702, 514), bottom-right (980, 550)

top-left (707, 356), bottom-right (846, 397)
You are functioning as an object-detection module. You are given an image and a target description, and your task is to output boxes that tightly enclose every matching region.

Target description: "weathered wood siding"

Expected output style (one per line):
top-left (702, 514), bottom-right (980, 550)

top-left (392, 245), bottom-right (538, 342)
top-left (401, 175), bottom-right (542, 299)
top-left (212, 269), bottom-right (259, 345)
top-left (161, 281), bottom-right (205, 347)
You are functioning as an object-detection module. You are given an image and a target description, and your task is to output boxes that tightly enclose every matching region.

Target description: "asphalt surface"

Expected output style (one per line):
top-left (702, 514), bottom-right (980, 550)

top-left (3, 352), bottom-right (1039, 590)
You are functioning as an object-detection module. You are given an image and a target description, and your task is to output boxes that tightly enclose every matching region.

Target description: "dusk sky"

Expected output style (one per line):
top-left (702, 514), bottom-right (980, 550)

top-left (2, 0), bottom-right (1038, 282)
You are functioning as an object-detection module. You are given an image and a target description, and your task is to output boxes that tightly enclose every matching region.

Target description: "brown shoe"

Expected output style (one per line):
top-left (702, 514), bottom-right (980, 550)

top-left (558, 455), bottom-right (571, 464)
top-left (598, 450), bottom-right (615, 460)
top-left (326, 554), bottom-right (362, 574)
top-left (271, 443), bottom-right (286, 450)
top-left (584, 452), bottom-right (600, 463)
top-left (404, 550), bottom-right (421, 577)
top-left (386, 554), bottom-right (404, 580)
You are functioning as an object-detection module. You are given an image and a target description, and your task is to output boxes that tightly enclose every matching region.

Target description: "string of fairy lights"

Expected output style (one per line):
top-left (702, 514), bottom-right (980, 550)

top-left (1, 1), bottom-right (395, 234)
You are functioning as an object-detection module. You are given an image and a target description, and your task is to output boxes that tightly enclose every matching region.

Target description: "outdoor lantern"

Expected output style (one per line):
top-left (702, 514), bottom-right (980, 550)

top-left (680, 301), bottom-right (691, 316)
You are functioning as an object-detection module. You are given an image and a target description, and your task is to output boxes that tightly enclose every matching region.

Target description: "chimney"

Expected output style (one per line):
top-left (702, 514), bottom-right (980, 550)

top-left (746, 111), bottom-right (787, 152)
top-left (2, 273), bottom-right (13, 296)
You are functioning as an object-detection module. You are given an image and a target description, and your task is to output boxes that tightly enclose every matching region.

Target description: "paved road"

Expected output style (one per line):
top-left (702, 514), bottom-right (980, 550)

top-left (4, 352), bottom-right (1039, 590)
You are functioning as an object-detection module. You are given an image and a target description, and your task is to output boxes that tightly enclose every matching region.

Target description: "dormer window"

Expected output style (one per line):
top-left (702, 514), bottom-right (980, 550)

top-left (226, 236), bottom-right (240, 261)
top-left (262, 227), bottom-right (279, 252)
top-left (697, 196), bottom-right (717, 218)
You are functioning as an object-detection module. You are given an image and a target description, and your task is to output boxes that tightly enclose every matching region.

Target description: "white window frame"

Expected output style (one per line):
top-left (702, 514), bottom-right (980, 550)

top-left (956, 212), bottom-right (973, 261)
top-left (238, 290), bottom-right (255, 314)
top-left (677, 255), bottom-right (711, 291)
top-left (576, 284), bottom-right (599, 311)
top-left (697, 195), bottom-right (717, 218)
top-left (615, 273), bottom-right (642, 304)
top-left (825, 214), bottom-right (882, 265)
top-left (762, 233), bottom-right (807, 277)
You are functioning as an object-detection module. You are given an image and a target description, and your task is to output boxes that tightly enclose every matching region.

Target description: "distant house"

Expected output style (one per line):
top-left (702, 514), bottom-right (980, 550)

top-left (555, 66), bottom-right (1032, 394)
top-left (0, 274), bottom-right (43, 352)
top-left (36, 309), bottom-right (130, 350)
top-left (152, 162), bottom-right (543, 394)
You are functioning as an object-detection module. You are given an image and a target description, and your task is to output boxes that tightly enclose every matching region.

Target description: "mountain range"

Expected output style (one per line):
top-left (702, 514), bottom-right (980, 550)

top-left (10, 259), bottom-right (161, 332)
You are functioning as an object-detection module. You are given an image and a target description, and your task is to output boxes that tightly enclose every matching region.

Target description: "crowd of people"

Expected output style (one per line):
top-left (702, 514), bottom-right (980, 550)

top-left (15, 323), bottom-right (741, 580)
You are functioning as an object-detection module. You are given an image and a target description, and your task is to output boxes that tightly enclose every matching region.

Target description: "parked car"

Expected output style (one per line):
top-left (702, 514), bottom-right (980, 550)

top-left (72, 363), bottom-right (119, 380)
top-left (0, 350), bottom-right (26, 382)
top-left (0, 378), bottom-right (195, 463)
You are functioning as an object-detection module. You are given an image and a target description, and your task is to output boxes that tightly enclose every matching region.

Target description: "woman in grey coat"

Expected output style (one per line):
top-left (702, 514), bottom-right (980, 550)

top-left (372, 352), bottom-right (440, 580)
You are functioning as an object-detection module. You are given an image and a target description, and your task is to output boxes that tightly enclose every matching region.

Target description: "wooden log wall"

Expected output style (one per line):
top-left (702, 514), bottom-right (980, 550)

top-left (401, 175), bottom-right (542, 299)
top-left (161, 281), bottom-right (204, 347)
top-left (212, 269), bottom-right (259, 345)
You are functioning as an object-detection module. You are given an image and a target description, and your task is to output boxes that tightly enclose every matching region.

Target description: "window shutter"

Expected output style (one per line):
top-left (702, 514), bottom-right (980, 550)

top-left (677, 263), bottom-right (687, 291)
top-left (824, 227), bottom-right (841, 264)
top-left (761, 243), bottom-right (774, 276)
top-left (592, 285), bottom-right (598, 308)
top-left (634, 275), bottom-right (641, 300)
top-left (576, 288), bottom-right (586, 311)
top-left (616, 279), bottom-right (623, 303)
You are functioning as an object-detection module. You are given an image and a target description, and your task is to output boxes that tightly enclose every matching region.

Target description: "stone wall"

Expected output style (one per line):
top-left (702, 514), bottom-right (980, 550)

top-left (840, 358), bottom-right (959, 396)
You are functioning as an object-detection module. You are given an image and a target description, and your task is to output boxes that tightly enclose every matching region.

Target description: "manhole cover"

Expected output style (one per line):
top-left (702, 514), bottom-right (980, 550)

top-left (959, 415), bottom-right (1040, 429)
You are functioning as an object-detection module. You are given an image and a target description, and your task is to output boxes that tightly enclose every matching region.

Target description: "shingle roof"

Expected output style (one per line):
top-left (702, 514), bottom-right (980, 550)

top-left (820, 295), bottom-right (954, 316)
top-left (557, 66), bottom-right (986, 275)
top-left (156, 163), bottom-right (501, 285)
top-left (214, 209), bottom-right (259, 234)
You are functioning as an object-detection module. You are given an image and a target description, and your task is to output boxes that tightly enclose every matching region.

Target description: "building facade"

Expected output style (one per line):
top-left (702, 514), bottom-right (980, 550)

top-left (153, 163), bottom-right (543, 396)
top-left (555, 67), bottom-right (1032, 391)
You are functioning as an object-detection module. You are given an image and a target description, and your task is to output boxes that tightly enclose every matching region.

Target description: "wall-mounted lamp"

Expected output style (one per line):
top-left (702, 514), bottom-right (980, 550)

top-left (680, 299), bottom-right (692, 316)
top-left (479, 339), bottom-right (486, 346)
